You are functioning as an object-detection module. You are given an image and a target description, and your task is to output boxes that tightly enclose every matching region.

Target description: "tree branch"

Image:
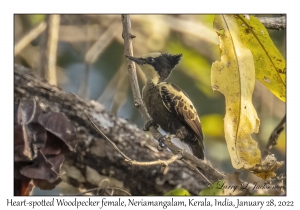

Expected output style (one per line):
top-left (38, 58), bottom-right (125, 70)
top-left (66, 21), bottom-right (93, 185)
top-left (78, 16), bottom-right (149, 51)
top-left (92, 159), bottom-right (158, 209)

top-left (14, 64), bottom-right (215, 195)
top-left (257, 16), bottom-right (286, 30)
top-left (14, 21), bottom-right (47, 56)
top-left (122, 14), bottom-right (150, 124)
top-left (121, 14), bottom-right (224, 182)
top-left (39, 15), bottom-right (60, 84)
top-left (126, 153), bottom-right (183, 167)
top-left (86, 111), bottom-right (183, 167)
top-left (263, 114), bottom-right (286, 158)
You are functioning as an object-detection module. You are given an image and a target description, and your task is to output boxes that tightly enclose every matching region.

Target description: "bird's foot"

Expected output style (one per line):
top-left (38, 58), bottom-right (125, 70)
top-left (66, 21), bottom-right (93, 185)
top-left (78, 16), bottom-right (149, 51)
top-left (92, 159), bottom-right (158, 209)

top-left (158, 134), bottom-right (176, 149)
top-left (143, 120), bottom-right (158, 131)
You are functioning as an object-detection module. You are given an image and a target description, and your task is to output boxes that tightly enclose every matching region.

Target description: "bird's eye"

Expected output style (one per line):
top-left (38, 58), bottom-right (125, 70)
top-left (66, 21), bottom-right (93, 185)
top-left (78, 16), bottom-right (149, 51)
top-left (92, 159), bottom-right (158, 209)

top-left (146, 57), bottom-right (155, 63)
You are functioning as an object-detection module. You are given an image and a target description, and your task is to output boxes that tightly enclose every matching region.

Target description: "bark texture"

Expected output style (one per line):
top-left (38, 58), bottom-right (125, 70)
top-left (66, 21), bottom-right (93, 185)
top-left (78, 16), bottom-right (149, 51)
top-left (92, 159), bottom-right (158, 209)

top-left (14, 64), bottom-right (212, 195)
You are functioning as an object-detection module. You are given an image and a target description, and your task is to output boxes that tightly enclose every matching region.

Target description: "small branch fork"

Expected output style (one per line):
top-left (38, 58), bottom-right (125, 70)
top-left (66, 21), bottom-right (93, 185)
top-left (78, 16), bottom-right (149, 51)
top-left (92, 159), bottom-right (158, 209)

top-left (86, 112), bottom-right (182, 168)
top-left (121, 14), bottom-right (224, 182)
top-left (126, 153), bottom-right (183, 167)
top-left (87, 111), bottom-right (211, 183)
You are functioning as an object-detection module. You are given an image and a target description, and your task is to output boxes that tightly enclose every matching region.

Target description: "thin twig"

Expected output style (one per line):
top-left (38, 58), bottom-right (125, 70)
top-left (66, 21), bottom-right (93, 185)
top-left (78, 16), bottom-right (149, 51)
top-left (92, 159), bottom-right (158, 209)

top-left (264, 114), bottom-right (286, 157)
top-left (114, 35), bottom-right (147, 85)
top-left (126, 153), bottom-right (182, 167)
top-left (122, 14), bottom-right (151, 123)
top-left (165, 134), bottom-right (224, 180)
top-left (85, 111), bottom-right (184, 167)
top-left (121, 14), bottom-right (225, 181)
top-left (14, 21), bottom-right (47, 56)
top-left (98, 179), bottom-right (109, 195)
top-left (14, 64), bottom-right (221, 194)
top-left (181, 159), bottom-right (211, 184)
top-left (257, 15), bottom-right (286, 30)
top-left (85, 111), bottom-right (131, 160)
top-left (140, 140), bottom-right (159, 153)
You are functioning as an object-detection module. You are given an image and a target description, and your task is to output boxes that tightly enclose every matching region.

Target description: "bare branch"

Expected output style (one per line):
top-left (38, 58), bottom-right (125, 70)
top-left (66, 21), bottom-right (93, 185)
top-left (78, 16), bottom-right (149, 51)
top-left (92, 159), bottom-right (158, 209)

top-left (263, 114), bottom-right (286, 158)
top-left (14, 21), bottom-right (47, 56)
top-left (14, 64), bottom-right (218, 195)
top-left (161, 134), bottom-right (224, 181)
top-left (40, 15), bottom-right (60, 85)
top-left (121, 14), bottom-right (225, 181)
top-left (85, 111), bottom-right (131, 160)
top-left (181, 159), bottom-right (211, 184)
top-left (121, 14), bottom-right (151, 124)
top-left (126, 153), bottom-right (182, 167)
top-left (87, 111), bottom-right (183, 167)
top-left (257, 16), bottom-right (286, 30)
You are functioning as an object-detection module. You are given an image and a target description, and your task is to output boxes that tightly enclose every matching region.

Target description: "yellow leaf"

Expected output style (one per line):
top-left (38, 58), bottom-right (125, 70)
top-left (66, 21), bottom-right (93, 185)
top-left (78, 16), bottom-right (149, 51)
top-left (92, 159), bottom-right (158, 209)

top-left (236, 15), bottom-right (286, 102)
top-left (211, 15), bottom-right (261, 170)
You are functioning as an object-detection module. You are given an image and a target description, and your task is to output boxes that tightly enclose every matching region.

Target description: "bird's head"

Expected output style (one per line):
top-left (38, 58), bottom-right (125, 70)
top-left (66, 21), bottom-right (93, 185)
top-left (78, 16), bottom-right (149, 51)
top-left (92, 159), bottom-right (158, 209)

top-left (126, 52), bottom-right (182, 84)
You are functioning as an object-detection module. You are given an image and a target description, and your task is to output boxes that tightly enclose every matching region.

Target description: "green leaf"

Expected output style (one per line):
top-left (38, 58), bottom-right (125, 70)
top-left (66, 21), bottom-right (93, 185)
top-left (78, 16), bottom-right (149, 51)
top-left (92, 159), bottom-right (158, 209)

top-left (199, 181), bottom-right (223, 196)
top-left (164, 188), bottom-right (190, 196)
top-left (236, 15), bottom-right (286, 102)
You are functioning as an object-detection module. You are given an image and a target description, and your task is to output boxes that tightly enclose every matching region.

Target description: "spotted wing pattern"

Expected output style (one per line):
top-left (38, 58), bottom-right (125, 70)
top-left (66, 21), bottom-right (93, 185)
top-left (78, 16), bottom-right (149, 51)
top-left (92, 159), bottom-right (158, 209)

top-left (158, 82), bottom-right (203, 140)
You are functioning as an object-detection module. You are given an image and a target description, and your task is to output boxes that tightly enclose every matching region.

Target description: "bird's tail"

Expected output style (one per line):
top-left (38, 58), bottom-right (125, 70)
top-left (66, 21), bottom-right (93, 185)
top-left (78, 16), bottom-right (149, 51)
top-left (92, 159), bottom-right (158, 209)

top-left (189, 139), bottom-right (204, 160)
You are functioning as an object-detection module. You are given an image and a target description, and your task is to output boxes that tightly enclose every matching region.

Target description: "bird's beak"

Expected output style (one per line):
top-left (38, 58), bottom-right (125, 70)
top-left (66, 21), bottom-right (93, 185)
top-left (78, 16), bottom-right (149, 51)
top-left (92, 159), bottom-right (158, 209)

top-left (125, 55), bottom-right (145, 65)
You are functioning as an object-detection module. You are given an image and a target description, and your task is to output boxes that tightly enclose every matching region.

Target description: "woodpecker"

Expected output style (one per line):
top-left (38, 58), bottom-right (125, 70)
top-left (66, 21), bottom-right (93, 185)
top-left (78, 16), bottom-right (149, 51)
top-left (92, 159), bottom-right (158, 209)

top-left (126, 52), bottom-right (204, 159)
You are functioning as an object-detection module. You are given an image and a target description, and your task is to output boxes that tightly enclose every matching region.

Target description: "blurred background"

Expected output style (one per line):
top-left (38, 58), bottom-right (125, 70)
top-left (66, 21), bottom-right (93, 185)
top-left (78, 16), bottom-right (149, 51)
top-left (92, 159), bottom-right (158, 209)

top-left (14, 14), bottom-right (286, 195)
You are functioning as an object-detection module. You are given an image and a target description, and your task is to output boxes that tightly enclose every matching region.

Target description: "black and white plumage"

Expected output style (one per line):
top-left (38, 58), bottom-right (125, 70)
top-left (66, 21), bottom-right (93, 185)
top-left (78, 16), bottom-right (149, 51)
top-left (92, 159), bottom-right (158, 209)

top-left (126, 52), bottom-right (204, 159)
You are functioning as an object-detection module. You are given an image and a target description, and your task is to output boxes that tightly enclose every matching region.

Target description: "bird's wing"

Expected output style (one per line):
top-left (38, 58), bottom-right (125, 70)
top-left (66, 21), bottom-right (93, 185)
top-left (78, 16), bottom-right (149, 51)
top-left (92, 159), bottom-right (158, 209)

top-left (158, 82), bottom-right (203, 140)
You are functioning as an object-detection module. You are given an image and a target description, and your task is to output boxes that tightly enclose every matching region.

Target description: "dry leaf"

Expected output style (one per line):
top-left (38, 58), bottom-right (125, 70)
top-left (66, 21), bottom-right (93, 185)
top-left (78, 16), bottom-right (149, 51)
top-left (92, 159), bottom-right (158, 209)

top-left (38, 112), bottom-right (77, 151)
top-left (211, 15), bottom-right (261, 169)
top-left (211, 15), bottom-right (283, 179)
